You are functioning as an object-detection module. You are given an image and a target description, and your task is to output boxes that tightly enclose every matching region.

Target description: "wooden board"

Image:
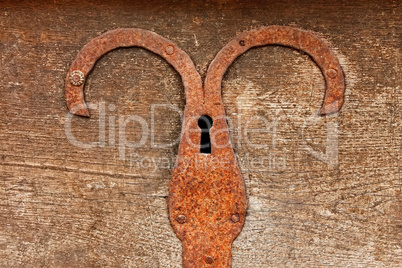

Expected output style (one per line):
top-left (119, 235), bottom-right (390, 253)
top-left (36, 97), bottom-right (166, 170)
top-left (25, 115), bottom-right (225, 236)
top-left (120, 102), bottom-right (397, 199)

top-left (0, 0), bottom-right (400, 267)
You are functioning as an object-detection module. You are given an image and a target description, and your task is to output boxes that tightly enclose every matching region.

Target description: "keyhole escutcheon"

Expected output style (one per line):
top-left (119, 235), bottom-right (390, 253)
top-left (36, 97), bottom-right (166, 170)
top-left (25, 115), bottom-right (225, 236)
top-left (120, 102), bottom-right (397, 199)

top-left (198, 115), bottom-right (213, 154)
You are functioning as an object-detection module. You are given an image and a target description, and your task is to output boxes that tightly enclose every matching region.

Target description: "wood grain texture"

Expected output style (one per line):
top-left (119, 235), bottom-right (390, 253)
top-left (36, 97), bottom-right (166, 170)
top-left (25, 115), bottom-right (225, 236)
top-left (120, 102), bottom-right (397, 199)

top-left (0, 0), bottom-right (400, 267)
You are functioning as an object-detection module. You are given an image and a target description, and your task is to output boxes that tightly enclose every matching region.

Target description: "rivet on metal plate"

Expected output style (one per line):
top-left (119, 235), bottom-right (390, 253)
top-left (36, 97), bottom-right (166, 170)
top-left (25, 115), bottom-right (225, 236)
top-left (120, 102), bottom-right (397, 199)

top-left (69, 70), bottom-right (85, 86)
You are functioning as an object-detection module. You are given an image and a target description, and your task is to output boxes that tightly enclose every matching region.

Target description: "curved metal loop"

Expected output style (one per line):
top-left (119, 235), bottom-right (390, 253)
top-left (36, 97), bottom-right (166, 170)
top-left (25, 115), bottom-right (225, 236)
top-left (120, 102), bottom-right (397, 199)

top-left (65, 28), bottom-right (202, 117)
top-left (205, 25), bottom-right (345, 115)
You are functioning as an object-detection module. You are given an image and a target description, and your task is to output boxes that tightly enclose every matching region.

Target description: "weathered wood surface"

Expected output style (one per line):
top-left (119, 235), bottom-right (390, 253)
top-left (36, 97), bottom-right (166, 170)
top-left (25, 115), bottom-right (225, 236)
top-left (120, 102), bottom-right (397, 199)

top-left (0, 0), bottom-right (400, 267)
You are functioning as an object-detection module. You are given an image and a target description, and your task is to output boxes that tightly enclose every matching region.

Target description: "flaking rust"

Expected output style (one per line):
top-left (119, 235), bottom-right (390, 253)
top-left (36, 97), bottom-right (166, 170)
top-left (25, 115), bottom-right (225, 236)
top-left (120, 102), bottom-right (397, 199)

top-left (64, 26), bottom-right (345, 267)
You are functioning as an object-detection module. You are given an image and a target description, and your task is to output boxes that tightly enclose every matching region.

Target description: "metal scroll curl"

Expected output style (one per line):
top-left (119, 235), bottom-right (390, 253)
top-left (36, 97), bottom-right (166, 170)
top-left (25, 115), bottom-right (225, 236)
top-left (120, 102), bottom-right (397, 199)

top-left (64, 28), bottom-right (202, 117)
top-left (205, 25), bottom-right (345, 115)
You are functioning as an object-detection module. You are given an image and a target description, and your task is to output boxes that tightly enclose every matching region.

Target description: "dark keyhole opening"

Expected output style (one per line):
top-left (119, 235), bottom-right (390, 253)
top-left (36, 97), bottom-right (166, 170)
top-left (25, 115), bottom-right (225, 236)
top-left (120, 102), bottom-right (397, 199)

top-left (198, 115), bottom-right (213, 154)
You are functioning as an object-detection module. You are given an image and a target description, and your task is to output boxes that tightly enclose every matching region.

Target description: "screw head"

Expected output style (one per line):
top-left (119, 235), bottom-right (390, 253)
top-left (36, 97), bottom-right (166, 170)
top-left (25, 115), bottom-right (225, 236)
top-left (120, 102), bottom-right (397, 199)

top-left (176, 215), bottom-right (187, 224)
top-left (165, 45), bottom-right (175, 55)
top-left (205, 256), bottom-right (214, 264)
top-left (69, 70), bottom-right (85, 86)
top-left (231, 213), bottom-right (240, 223)
top-left (326, 68), bottom-right (338, 79)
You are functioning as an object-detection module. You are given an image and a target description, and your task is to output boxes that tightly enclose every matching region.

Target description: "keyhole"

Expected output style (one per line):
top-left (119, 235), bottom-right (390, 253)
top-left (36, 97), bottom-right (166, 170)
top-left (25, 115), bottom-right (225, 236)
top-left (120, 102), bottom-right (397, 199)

top-left (198, 115), bottom-right (213, 154)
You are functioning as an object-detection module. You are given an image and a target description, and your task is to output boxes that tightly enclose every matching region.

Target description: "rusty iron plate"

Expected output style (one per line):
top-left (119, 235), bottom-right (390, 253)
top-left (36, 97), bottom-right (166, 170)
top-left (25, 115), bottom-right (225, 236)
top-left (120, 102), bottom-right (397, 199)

top-left (64, 26), bottom-right (345, 267)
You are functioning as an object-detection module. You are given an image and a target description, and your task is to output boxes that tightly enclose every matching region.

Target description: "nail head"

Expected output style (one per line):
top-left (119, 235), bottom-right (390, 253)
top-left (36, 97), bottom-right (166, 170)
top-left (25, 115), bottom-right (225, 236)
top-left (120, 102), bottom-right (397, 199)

top-left (205, 256), bottom-right (214, 264)
top-left (231, 213), bottom-right (240, 223)
top-left (176, 215), bottom-right (187, 224)
top-left (69, 70), bottom-right (85, 86)
top-left (165, 45), bottom-right (175, 55)
top-left (327, 68), bottom-right (338, 79)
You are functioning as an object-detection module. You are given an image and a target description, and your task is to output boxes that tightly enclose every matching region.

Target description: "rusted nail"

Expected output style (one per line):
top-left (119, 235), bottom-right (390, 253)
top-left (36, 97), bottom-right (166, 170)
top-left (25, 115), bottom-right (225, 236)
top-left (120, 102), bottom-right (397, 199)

top-left (205, 256), bottom-right (214, 264)
top-left (165, 44), bottom-right (175, 55)
top-left (69, 70), bottom-right (85, 86)
top-left (176, 215), bottom-right (187, 224)
top-left (231, 213), bottom-right (240, 223)
top-left (327, 68), bottom-right (338, 78)
top-left (239, 40), bottom-right (245, 46)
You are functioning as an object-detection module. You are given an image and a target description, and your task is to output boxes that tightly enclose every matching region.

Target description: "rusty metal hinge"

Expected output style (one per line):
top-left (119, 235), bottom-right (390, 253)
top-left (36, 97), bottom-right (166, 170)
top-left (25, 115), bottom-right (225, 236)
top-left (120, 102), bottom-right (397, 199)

top-left (64, 26), bottom-right (345, 267)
